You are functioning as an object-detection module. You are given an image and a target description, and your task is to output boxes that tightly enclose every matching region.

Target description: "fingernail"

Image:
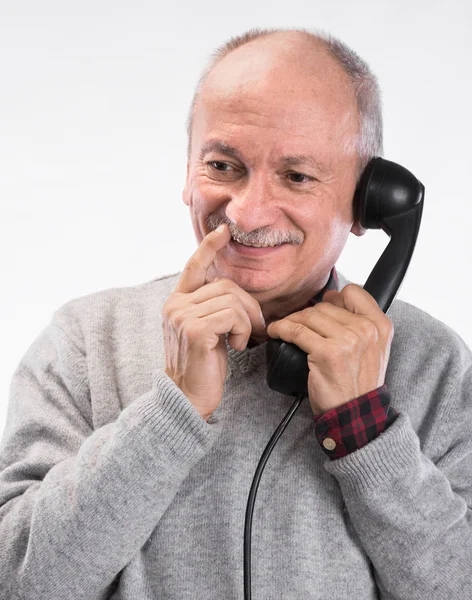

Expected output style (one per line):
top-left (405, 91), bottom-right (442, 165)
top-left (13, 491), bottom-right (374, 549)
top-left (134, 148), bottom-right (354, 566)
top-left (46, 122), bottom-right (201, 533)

top-left (260, 310), bottom-right (266, 328)
top-left (216, 224), bottom-right (226, 233)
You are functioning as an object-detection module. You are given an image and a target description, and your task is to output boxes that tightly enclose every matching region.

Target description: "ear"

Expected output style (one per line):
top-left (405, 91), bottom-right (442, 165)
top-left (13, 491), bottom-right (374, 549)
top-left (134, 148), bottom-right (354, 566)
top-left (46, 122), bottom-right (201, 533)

top-left (350, 221), bottom-right (367, 237)
top-left (182, 162), bottom-right (190, 207)
top-left (350, 172), bottom-right (367, 237)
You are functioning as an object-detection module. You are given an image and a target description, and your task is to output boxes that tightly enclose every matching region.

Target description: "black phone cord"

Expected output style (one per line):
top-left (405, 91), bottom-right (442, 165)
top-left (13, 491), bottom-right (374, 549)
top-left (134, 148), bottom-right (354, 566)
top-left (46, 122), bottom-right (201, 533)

top-left (243, 393), bottom-right (306, 600)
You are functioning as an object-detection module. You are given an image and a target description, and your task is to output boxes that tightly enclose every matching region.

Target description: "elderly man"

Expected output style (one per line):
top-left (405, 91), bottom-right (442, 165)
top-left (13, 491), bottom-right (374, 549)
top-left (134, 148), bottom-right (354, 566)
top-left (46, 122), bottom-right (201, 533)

top-left (0, 27), bottom-right (471, 600)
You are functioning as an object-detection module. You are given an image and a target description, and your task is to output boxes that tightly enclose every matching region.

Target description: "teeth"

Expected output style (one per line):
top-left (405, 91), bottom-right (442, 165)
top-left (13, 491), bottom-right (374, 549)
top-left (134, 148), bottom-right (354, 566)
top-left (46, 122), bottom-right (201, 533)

top-left (232, 237), bottom-right (278, 248)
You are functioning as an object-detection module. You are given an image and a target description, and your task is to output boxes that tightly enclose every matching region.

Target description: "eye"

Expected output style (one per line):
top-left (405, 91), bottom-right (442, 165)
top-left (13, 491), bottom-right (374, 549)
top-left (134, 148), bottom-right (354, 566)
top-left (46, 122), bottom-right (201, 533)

top-left (207, 161), bottom-right (234, 172)
top-left (287, 172), bottom-right (314, 184)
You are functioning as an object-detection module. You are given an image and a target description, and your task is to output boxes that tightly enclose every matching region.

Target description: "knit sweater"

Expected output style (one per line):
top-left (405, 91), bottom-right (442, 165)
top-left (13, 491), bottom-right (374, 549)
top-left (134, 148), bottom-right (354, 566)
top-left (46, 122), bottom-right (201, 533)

top-left (0, 270), bottom-right (471, 600)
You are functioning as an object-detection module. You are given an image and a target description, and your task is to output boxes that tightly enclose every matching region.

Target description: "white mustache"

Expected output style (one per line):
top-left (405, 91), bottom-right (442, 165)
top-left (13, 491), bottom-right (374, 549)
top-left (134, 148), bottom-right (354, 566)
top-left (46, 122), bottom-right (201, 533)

top-left (206, 215), bottom-right (304, 246)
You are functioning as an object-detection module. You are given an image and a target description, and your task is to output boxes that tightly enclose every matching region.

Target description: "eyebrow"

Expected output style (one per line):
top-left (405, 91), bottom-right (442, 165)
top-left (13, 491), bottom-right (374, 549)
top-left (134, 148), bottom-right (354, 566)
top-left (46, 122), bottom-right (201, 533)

top-left (200, 141), bottom-right (243, 162)
top-left (281, 155), bottom-right (328, 174)
top-left (199, 140), bottom-right (329, 174)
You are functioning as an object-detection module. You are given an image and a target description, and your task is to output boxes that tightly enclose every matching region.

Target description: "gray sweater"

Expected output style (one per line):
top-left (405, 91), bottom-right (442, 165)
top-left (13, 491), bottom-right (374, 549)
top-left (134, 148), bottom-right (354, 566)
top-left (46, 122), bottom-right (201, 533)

top-left (1, 270), bottom-right (471, 600)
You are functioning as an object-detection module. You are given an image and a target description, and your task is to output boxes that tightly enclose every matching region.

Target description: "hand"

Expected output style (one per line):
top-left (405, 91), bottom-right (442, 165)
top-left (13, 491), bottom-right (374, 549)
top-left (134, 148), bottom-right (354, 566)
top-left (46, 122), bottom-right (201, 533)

top-left (266, 284), bottom-right (394, 416)
top-left (162, 224), bottom-right (266, 422)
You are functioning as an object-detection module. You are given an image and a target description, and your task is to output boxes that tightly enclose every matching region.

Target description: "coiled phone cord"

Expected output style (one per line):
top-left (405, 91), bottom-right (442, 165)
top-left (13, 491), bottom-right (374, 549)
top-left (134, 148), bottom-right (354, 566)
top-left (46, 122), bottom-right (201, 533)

top-left (243, 393), bottom-right (306, 600)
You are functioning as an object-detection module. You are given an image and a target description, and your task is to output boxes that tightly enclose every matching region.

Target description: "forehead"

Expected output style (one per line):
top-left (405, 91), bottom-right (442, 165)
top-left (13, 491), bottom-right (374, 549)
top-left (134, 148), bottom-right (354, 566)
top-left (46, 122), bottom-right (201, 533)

top-left (193, 40), bottom-right (358, 158)
top-left (193, 81), bottom-right (358, 165)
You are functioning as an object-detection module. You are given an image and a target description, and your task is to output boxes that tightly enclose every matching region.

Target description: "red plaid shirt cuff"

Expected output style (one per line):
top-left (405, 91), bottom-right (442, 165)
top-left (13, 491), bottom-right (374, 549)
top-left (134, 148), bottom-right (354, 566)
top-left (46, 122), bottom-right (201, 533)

top-left (312, 384), bottom-right (398, 460)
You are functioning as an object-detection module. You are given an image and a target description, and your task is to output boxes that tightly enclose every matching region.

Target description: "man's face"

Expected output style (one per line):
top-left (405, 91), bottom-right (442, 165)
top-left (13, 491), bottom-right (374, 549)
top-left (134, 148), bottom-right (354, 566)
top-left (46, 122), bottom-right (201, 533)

top-left (183, 36), bottom-right (363, 305)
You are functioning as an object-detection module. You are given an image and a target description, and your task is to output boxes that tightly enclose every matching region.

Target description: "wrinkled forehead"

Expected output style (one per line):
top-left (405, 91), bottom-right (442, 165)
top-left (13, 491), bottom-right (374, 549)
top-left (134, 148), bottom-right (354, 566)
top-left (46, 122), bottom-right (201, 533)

top-left (192, 40), bottom-right (359, 157)
top-left (193, 73), bottom-right (358, 167)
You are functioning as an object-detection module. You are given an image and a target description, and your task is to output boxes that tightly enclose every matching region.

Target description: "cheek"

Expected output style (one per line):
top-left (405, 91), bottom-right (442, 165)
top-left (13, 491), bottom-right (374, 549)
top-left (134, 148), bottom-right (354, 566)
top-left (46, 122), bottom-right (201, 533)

top-left (188, 174), bottom-right (226, 215)
top-left (186, 176), bottom-right (229, 244)
top-left (293, 190), bottom-right (340, 234)
top-left (299, 196), bottom-right (352, 255)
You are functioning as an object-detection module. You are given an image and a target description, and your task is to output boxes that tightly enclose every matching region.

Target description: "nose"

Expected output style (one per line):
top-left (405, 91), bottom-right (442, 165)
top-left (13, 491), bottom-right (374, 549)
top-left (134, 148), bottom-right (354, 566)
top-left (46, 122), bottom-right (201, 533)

top-left (224, 172), bottom-right (279, 233)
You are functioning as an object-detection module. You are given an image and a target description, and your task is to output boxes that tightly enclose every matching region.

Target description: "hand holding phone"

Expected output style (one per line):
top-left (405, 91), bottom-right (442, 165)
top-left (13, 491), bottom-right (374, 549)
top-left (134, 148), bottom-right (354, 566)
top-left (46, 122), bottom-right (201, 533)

top-left (266, 284), bottom-right (394, 416)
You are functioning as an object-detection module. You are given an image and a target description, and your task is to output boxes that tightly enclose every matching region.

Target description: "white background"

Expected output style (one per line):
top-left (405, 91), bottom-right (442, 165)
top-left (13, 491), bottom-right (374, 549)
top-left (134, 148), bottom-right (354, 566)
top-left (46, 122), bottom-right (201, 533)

top-left (1, 0), bottom-right (471, 434)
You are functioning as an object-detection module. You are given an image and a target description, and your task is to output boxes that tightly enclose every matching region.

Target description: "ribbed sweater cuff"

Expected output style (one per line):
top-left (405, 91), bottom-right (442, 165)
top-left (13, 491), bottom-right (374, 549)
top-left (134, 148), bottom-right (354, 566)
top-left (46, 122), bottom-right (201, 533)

top-left (324, 412), bottom-right (421, 493)
top-left (128, 370), bottom-right (222, 466)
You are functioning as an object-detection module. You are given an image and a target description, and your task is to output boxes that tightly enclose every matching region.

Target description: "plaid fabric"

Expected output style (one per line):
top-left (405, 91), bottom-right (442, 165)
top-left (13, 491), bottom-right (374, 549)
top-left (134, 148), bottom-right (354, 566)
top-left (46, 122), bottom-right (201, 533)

top-left (313, 385), bottom-right (398, 459)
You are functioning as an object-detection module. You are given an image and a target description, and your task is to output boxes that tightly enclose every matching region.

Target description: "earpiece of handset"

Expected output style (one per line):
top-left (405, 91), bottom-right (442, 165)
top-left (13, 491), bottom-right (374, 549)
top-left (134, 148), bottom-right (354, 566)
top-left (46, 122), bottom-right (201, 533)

top-left (266, 157), bottom-right (425, 397)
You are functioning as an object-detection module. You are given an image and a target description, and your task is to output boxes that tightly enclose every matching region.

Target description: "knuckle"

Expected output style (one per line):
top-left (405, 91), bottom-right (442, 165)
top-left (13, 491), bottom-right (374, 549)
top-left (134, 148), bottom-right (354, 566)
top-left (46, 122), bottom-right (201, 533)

top-left (360, 319), bottom-right (379, 342)
top-left (162, 296), bottom-right (184, 324)
top-left (210, 277), bottom-right (236, 294)
top-left (162, 297), bottom-right (177, 321)
top-left (381, 318), bottom-right (394, 340)
top-left (186, 255), bottom-right (204, 273)
top-left (290, 322), bottom-right (306, 338)
top-left (214, 277), bottom-right (232, 288)
top-left (314, 302), bottom-right (331, 315)
top-left (231, 305), bottom-right (251, 329)
top-left (215, 278), bottom-right (249, 298)
top-left (343, 284), bottom-right (359, 299)
top-left (340, 331), bottom-right (359, 354)
top-left (218, 294), bottom-right (242, 318)
top-left (218, 280), bottom-right (246, 302)
top-left (225, 292), bottom-right (242, 309)
top-left (171, 309), bottom-right (187, 330)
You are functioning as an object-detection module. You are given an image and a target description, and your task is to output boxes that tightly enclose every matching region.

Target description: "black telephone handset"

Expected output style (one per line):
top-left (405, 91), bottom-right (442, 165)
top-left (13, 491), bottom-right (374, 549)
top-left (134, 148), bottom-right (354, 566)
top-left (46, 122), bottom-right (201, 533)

top-left (266, 157), bottom-right (425, 397)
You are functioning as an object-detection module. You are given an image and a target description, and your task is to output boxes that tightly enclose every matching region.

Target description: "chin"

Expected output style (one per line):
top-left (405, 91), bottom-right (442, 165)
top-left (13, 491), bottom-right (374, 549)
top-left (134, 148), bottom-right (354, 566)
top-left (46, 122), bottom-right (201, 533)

top-left (216, 263), bottom-right (285, 294)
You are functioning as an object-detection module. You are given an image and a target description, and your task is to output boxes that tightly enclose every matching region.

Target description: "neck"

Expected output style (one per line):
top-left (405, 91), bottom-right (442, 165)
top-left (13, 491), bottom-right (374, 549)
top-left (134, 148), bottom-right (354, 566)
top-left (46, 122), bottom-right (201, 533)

top-left (250, 270), bottom-right (332, 344)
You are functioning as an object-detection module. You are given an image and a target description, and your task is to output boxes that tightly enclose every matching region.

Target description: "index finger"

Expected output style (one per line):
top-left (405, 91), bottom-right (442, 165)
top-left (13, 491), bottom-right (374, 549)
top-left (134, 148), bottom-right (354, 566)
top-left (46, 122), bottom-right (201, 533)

top-left (323, 285), bottom-right (392, 333)
top-left (323, 285), bottom-right (381, 315)
top-left (175, 223), bottom-right (232, 294)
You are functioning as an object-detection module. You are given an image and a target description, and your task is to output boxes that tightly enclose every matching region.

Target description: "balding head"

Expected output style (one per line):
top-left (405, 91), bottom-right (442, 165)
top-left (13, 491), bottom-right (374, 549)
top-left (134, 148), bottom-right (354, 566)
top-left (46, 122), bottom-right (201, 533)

top-left (186, 28), bottom-right (383, 180)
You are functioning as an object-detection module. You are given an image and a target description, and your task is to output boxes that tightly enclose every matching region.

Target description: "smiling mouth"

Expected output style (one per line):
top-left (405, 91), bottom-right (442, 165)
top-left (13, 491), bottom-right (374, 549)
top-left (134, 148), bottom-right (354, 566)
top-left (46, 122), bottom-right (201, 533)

top-left (231, 238), bottom-right (284, 248)
top-left (228, 238), bottom-right (289, 257)
top-left (229, 231), bottom-right (287, 248)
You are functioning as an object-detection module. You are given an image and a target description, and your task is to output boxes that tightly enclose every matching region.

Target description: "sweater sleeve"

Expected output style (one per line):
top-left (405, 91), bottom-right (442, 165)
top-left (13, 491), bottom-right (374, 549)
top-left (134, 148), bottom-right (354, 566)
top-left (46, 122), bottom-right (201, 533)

top-left (323, 350), bottom-right (472, 598)
top-left (0, 313), bottom-right (222, 600)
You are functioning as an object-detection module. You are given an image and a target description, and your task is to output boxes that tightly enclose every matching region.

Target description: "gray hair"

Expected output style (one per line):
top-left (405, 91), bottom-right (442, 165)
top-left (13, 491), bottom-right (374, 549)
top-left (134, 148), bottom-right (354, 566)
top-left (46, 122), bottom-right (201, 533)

top-left (185, 27), bottom-right (383, 180)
